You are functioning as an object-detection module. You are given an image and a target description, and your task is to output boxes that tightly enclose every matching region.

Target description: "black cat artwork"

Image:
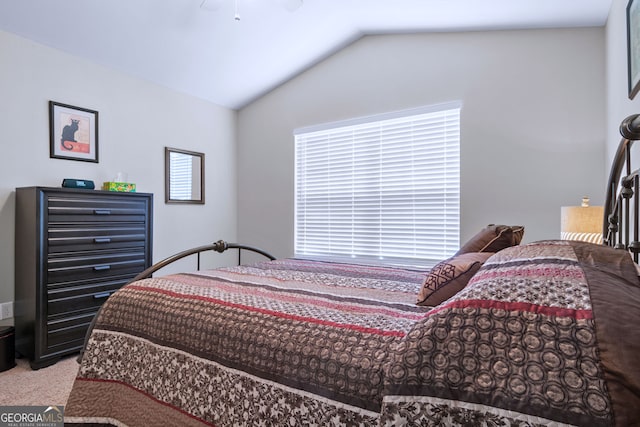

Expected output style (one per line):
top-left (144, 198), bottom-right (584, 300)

top-left (60, 118), bottom-right (80, 150)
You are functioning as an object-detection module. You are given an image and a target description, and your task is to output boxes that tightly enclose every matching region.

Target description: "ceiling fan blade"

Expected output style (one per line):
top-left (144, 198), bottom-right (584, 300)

top-left (277, 0), bottom-right (303, 12)
top-left (200, 0), bottom-right (223, 11)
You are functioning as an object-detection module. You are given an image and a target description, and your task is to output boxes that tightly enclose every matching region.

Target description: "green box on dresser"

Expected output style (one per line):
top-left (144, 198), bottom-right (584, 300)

top-left (14, 187), bottom-right (153, 369)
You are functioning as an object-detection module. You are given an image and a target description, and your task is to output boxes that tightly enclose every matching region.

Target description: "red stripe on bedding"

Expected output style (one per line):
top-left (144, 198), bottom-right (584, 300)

top-left (429, 298), bottom-right (593, 320)
top-left (75, 377), bottom-right (214, 426)
top-left (125, 285), bottom-right (407, 337)
top-left (169, 277), bottom-right (423, 321)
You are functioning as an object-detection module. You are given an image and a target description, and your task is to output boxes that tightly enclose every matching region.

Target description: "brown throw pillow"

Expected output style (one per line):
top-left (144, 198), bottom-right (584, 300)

top-left (417, 252), bottom-right (493, 306)
top-left (455, 224), bottom-right (524, 256)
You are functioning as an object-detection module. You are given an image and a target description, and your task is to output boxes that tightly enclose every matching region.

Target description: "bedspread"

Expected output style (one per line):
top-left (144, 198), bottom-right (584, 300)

top-left (380, 241), bottom-right (640, 426)
top-left (65, 241), bottom-right (640, 426)
top-left (65, 259), bottom-right (427, 426)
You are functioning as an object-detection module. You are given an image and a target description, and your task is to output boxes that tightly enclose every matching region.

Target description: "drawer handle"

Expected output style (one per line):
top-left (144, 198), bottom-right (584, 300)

top-left (94, 291), bottom-right (114, 299)
top-left (93, 265), bottom-right (111, 271)
top-left (94, 238), bottom-right (112, 243)
top-left (93, 209), bottom-right (112, 215)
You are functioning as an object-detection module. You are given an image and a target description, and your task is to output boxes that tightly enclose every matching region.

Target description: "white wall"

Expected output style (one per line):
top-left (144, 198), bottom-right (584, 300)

top-left (607, 0), bottom-right (640, 165)
top-left (0, 30), bottom-right (238, 305)
top-left (237, 28), bottom-right (606, 260)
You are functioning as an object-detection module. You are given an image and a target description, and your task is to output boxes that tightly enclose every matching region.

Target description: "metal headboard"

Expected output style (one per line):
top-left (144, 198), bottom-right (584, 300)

top-left (130, 240), bottom-right (276, 282)
top-left (604, 114), bottom-right (640, 262)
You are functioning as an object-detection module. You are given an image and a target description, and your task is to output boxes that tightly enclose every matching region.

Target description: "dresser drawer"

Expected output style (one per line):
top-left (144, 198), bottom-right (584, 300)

top-left (47, 250), bottom-right (147, 285)
top-left (48, 225), bottom-right (147, 253)
top-left (48, 277), bottom-right (129, 316)
top-left (47, 194), bottom-right (149, 223)
top-left (46, 311), bottom-right (96, 352)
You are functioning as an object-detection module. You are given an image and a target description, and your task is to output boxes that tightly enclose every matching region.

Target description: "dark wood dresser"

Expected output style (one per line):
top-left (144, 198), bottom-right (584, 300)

top-left (14, 187), bottom-right (153, 369)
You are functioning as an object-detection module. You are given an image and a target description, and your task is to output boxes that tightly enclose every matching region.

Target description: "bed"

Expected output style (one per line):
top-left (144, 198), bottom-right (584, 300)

top-left (65, 116), bottom-right (640, 426)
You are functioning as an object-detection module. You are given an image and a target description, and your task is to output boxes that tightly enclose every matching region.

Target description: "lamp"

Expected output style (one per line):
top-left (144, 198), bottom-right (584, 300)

top-left (560, 196), bottom-right (604, 244)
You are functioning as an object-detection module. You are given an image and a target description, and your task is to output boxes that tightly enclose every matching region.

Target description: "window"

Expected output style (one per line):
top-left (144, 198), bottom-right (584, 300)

top-left (294, 102), bottom-right (460, 268)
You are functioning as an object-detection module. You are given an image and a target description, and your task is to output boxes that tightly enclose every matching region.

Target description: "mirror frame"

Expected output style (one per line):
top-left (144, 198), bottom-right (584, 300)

top-left (165, 147), bottom-right (205, 204)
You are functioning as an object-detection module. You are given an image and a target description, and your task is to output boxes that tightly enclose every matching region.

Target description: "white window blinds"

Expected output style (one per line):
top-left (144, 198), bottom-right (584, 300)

top-left (294, 102), bottom-right (460, 268)
top-left (169, 151), bottom-right (193, 200)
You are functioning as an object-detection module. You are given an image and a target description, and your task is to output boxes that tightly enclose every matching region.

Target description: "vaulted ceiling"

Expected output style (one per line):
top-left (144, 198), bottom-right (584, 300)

top-left (0, 0), bottom-right (612, 109)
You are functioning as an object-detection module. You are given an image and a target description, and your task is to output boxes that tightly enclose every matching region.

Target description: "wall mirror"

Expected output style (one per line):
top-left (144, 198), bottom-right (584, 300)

top-left (165, 147), bottom-right (205, 204)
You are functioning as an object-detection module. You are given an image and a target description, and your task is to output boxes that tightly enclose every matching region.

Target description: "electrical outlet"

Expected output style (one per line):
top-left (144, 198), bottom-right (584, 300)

top-left (0, 302), bottom-right (13, 320)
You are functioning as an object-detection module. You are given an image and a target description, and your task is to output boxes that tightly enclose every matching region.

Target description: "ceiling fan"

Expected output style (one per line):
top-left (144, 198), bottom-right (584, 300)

top-left (200, 0), bottom-right (303, 21)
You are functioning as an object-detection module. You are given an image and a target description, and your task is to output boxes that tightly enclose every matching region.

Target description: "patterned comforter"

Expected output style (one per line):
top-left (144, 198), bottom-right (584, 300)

top-left (65, 241), bottom-right (640, 426)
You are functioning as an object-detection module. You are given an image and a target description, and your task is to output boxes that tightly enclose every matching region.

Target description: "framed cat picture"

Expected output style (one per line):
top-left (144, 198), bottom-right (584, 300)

top-left (49, 101), bottom-right (99, 162)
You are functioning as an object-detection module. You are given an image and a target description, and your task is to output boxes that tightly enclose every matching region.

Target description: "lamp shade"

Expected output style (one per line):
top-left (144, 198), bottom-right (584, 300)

top-left (560, 203), bottom-right (604, 244)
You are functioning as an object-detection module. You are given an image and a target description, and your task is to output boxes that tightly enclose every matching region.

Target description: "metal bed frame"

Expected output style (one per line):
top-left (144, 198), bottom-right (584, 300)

top-left (604, 114), bottom-right (640, 262)
top-left (130, 239), bottom-right (276, 282)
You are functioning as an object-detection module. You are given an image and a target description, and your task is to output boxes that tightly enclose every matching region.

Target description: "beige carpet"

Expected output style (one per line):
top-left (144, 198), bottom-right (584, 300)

top-left (0, 355), bottom-right (79, 406)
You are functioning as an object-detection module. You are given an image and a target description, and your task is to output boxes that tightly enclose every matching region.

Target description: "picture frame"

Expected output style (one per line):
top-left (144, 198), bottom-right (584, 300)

top-left (628, 0), bottom-right (640, 100)
top-left (49, 101), bottom-right (99, 162)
